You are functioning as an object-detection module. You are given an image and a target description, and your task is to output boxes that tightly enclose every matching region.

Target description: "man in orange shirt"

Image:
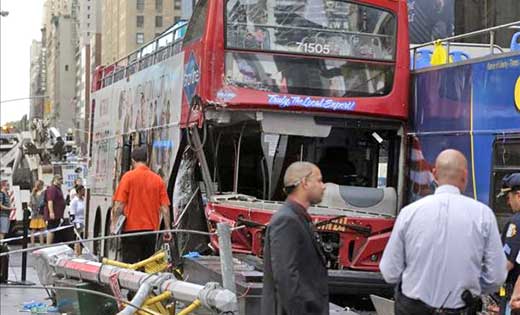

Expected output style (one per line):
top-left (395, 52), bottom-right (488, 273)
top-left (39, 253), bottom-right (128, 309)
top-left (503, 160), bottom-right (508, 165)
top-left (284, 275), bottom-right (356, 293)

top-left (111, 146), bottom-right (172, 263)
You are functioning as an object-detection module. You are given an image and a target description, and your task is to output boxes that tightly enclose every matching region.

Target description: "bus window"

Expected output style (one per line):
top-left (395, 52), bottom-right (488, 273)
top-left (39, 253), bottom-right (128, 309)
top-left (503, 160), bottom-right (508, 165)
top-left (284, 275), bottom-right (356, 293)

top-left (491, 136), bottom-right (520, 214)
top-left (225, 52), bottom-right (394, 97)
top-left (226, 0), bottom-right (396, 61)
top-left (209, 121), bottom-right (401, 200)
top-left (183, 0), bottom-right (209, 44)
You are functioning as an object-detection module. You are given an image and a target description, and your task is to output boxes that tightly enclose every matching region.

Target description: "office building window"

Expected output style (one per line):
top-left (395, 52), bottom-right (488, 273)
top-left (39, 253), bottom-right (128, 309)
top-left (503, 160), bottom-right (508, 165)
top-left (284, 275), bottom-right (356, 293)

top-left (156, 0), bottom-right (163, 11)
top-left (136, 33), bottom-right (145, 44)
top-left (136, 0), bottom-right (144, 11)
top-left (137, 16), bottom-right (144, 28)
top-left (174, 1), bottom-right (181, 10)
top-left (155, 16), bottom-right (163, 28)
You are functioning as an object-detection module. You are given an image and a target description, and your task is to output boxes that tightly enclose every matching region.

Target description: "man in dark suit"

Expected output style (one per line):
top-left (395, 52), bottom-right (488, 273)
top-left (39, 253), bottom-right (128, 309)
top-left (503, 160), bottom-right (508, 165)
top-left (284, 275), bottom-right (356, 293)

top-left (261, 161), bottom-right (329, 315)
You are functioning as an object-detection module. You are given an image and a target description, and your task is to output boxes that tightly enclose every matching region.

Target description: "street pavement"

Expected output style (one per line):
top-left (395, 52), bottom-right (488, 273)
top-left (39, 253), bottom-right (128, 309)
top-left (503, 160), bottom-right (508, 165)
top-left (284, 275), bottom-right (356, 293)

top-left (0, 244), bottom-right (59, 314)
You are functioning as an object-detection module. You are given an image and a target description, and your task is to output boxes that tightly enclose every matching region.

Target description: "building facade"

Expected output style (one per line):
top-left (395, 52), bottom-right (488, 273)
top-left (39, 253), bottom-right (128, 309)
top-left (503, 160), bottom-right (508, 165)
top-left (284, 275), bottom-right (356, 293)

top-left (101, 0), bottom-right (181, 65)
top-left (29, 40), bottom-right (45, 120)
top-left (45, 14), bottom-right (77, 132)
top-left (36, 0), bottom-right (102, 150)
top-left (76, 0), bottom-right (101, 47)
top-left (74, 0), bottom-right (102, 154)
top-left (41, 0), bottom-right (77, 133)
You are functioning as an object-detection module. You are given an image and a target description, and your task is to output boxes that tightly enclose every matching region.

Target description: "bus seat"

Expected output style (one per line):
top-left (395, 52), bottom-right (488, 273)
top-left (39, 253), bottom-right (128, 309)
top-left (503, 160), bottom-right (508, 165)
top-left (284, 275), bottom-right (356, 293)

top-left (410, 49), bottom-right (433, 69)
top-left (511, 32), bottom-right (520, 51)
top-left (318, 183), bottom-right (397, 216)
top-left (449, 51), bottom-right (470, 62)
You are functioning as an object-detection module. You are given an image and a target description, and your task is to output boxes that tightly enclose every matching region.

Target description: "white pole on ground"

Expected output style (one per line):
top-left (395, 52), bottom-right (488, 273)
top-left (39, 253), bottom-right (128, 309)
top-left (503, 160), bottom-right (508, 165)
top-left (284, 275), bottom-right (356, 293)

top-left (217, 222), bottom-right (237, 295)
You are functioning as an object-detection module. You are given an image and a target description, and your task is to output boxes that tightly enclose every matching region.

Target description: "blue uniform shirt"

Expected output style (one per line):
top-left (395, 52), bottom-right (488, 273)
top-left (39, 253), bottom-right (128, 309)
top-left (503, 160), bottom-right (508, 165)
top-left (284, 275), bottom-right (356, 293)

top-left (380, 185), bottom-right (507, 308)
top-left (503, 212), bottom-right (520, 284)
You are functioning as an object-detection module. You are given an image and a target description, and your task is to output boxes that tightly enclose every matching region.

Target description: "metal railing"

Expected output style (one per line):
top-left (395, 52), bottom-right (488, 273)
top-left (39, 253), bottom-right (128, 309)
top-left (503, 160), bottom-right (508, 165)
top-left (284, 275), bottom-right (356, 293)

top-left (410, 20), bottom-right (520, 69)
top-left (99, 21), bottom-right (188, 89)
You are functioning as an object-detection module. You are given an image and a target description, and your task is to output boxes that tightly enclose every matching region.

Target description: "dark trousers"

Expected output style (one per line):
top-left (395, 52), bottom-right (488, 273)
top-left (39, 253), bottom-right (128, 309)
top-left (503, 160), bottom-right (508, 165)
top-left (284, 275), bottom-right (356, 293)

top-left (47, 219), bottom-right (73, 243)
top-left (395, 288), bottom-right (468, 315)
top-left (121, 231), bottom-right (156, 264)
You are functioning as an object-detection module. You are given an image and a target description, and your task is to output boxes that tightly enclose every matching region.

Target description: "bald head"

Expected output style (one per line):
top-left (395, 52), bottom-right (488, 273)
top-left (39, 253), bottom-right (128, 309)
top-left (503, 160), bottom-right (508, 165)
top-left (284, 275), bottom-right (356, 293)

top-left (283, 162), bottom-right (325, 206)
top-left (284, 162), bottom-right (316, 188)
top-left (433, 149), bottom-right (468, 191)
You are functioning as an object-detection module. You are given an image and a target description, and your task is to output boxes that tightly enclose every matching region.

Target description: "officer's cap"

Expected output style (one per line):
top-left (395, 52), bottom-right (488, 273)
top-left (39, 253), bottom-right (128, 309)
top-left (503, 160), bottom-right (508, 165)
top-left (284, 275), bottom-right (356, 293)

top-left (497, 173), bottom-right (520, 198)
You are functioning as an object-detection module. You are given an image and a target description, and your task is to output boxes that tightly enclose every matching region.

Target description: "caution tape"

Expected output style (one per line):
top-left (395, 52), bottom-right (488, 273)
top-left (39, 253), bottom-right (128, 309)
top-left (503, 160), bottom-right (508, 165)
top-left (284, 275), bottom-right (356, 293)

top-left (0, 228), bottom-right (213, 257)
top-left (0, 224), bottom-right (74, 244)
top-left (0, 225), bottom-right (246, 256)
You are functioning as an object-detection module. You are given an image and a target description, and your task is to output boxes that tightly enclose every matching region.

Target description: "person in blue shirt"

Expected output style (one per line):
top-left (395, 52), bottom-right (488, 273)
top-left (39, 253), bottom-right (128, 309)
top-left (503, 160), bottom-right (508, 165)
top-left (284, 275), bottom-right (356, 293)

top-left (381, 149), bottom-right (507, 315)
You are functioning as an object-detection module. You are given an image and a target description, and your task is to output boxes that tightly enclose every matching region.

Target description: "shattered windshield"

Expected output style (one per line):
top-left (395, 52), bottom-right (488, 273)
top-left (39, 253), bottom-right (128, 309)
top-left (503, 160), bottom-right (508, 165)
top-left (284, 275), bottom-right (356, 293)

top-left (226, 0), bottom-right (396, 60)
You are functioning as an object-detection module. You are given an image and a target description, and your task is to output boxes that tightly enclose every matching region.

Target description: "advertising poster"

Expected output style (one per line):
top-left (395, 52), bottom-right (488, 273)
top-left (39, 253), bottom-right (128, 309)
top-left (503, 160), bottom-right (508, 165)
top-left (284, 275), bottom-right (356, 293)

top-left (408, 0), bottom-right (454, 44)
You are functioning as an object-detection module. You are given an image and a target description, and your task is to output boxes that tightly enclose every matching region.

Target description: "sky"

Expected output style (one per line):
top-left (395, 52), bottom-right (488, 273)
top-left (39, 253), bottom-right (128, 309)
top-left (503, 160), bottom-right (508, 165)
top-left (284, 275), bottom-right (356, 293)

top-left (0, 0), bottom-right (44, 125)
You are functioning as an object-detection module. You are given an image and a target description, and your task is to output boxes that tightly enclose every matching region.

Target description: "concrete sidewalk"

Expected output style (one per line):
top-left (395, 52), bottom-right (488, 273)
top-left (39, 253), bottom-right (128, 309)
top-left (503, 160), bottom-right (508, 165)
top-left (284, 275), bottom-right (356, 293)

top-left (1, 245), bottom-right (59, 314)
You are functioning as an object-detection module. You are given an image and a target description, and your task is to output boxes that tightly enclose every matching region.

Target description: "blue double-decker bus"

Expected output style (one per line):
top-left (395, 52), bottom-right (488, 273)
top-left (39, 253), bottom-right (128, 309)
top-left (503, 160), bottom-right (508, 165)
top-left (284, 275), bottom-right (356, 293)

top-left (408, 51), bottom-right (520, 227)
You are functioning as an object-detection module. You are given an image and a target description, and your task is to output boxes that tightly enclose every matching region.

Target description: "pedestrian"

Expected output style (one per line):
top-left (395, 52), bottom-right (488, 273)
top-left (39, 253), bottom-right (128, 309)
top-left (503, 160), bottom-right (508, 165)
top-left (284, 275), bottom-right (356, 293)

top-left (111, 145), bottom-right (171, 264)
top-left (66, 177), bottom-right (83, 224)
top-left (261, 161), bottom-right (328, 315)
top-left (45, 175), bottom-right (66, 244)
top-left (380, 149), bottom-right (507, 315)
top-left (29, 180), bottom-right (46, 246)
top-left (6, 186), bottom-right (16, 235)
top-left (498, 173), bottom-right (520, 314)
top-left (67, 178), bottom-right (83, 205)
top-left (70, 185), bottom-right (85, 256)
top-left (0, 180), bottom-right (15, 240)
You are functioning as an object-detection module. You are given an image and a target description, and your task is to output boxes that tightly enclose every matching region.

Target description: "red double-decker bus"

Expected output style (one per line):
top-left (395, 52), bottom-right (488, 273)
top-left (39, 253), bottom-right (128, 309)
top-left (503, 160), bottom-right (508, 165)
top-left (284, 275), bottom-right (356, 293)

top-left (89, 0), bottom-right (409, 294)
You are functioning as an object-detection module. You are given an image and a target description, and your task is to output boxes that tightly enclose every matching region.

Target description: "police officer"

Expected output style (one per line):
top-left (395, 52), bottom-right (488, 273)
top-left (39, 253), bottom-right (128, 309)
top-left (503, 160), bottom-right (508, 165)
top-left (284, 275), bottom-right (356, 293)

top-left (499, 173), bottom-right (520, 314)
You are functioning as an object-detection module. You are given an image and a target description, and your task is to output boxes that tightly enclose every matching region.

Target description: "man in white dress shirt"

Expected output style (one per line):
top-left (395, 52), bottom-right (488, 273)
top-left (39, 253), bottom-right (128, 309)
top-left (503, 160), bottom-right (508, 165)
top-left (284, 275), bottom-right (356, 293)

top-left (380, 149), bottom-right (507, 315)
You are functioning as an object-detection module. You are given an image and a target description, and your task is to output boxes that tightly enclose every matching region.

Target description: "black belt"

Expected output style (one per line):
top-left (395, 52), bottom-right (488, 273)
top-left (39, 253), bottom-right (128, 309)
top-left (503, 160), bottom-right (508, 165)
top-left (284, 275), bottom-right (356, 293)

top-left (397, 289), bottom-right (468, 315)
